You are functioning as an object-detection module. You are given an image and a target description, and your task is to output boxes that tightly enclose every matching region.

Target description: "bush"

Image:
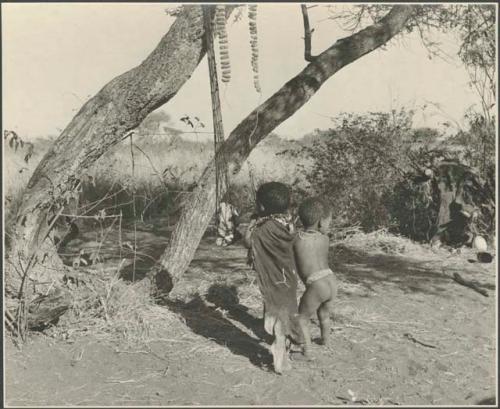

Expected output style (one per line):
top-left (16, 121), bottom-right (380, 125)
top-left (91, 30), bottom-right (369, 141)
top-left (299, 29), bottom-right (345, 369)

top-left (448, 111), bottom-right (496, 178)
top-left (284, 109), bottom-right (416, 231)
top-left (388, 178), bottom-right (439, 241)
top-left (282, 109), bottom-right (496, 243)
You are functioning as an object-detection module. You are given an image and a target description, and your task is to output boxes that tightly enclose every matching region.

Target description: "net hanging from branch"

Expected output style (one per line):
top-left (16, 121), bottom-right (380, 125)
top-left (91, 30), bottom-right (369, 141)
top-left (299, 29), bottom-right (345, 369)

top-left (203, 5), bottom-right (229, 223)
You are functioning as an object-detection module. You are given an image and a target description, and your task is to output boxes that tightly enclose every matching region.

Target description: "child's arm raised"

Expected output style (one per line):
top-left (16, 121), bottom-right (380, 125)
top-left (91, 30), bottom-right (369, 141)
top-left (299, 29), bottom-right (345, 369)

top-left (292, 238), bottom-right (307, 285)
top-left (243, 218), bottom-right (257, 249)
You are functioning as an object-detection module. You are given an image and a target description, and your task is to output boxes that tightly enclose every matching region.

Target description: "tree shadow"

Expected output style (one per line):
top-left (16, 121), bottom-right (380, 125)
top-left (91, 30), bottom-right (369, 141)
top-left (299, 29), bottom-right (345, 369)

top-left (331, 244), bottom-right (448, 296)
top-left (120, 259), bottom-right (151, 282)
top-left (119, 234), bottom-right (247, 283)
top-left (331, 244), bottom-right (495, 296)
top-left (205, 283), bottom-right (272, 344)
top-left (68, 219), bottom-right (496, 299)
top-left (164, 294), bottom-right (273, 371)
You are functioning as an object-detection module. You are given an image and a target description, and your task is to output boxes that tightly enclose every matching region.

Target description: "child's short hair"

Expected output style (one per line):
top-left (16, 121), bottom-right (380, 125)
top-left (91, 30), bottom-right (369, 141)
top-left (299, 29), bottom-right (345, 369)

top-left (298, 197), bottom-right (331, 228)
top-left (256, 182), bottom-right (290, 215)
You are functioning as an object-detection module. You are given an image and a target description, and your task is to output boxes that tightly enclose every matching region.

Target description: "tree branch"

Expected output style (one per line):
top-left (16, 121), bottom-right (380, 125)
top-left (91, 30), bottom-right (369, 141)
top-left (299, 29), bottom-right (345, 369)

top-left (5, 5), bottom-right (238, 303)
top-left (301, 4), bottom-right (315, 62)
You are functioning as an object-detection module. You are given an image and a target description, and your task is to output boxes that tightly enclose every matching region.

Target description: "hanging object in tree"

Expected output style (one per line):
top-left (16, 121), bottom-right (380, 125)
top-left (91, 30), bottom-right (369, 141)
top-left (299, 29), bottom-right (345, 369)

top-left (248, 4), bottom-right (261, 93)
top-left (215, 5), bottom-right (231, 84)
top-left (216, 202), bottom-right (240, 247)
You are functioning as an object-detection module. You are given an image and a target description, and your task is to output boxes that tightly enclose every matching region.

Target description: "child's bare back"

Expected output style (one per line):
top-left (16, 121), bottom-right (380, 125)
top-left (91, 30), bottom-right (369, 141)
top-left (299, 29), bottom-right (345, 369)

top-left (293, 197), bottom-right (337, 358)
top-left (294, 229), bottom-right (337, 308)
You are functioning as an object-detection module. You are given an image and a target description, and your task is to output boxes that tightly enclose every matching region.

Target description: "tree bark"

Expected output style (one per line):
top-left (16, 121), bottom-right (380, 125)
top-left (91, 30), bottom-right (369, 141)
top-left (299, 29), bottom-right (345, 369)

top-left (5, 5), bottom-right (237, 306)
top-left (152, 5), bottom-right (415, 294)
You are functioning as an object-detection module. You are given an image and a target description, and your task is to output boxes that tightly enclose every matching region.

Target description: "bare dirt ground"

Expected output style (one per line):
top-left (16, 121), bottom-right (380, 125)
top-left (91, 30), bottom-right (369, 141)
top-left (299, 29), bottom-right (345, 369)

top-left (4, 221), bottom-right (497, 406)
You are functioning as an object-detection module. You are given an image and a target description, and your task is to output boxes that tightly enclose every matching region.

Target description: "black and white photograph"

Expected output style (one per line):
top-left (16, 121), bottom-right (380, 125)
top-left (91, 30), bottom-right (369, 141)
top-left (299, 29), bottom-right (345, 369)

top-left (2, 2), bottom-right (497, 407)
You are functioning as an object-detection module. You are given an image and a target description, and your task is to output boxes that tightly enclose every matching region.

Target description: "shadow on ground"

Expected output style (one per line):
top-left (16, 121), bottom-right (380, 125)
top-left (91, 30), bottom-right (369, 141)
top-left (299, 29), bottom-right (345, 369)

top-left (331, 244), bottom-right (494, 296)
top-left (205, 283), bottom-right (272, 344)
top-left (165, 293), bottom-right (272, 371)
top-left (119, 234), bottom-right (246, 282)
top-left (67, 223), bottom-right (495, 298)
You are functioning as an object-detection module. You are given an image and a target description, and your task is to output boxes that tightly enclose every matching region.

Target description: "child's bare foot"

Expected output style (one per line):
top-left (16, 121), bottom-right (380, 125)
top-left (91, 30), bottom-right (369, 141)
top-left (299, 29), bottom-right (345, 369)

top-left (271, 346), bottom-right (285, 374)
top-left (290, 350), bottom-right (316, 362)
top-left (289, 344), bottom-right (303, 353)
top-left (282, 356), bottom-right (292, 371)
top-left (318, 337), bottom-right (330, 346)
top-left (273, 358), bottom-right (292, 374)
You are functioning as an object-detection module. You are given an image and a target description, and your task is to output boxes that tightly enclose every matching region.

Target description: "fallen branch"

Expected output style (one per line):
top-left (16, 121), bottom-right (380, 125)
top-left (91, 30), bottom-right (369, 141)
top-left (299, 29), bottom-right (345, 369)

top-left (114, 349), bottom-right (151, 355)
top-left (452, 272), bottom-right (489, 297)
top-left (105, 379), bottom-right (138, 384)
top-left (403, 332), bottom-right (437, 349)
top-left (336, 396), bottom-right (369, 405)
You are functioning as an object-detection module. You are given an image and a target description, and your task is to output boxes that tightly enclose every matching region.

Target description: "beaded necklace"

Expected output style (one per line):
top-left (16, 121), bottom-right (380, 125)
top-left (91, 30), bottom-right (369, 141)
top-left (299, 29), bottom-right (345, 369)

top-left (298, 228), bottom-right (322, 239)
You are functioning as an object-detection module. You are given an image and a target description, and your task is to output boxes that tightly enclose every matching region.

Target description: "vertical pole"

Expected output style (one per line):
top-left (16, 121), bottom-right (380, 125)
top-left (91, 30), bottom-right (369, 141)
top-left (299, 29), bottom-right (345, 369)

top-left (203, 5), bottom-right (227, 227)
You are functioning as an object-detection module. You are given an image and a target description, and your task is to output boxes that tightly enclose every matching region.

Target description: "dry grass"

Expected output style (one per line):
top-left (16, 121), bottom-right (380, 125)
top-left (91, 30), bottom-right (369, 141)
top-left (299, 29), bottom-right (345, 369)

top-left (336, 228), bottom-right (496, 276)
top-left (43, 265), bottom-right (184, 348)
top-left (336, 228), bottom-right (429, 256)
top-left (3, 134), bottom-right (302, 227)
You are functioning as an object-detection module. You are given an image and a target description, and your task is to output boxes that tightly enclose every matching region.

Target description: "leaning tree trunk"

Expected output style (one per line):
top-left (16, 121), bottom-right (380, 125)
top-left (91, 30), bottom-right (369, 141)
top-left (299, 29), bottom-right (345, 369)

top-left (151, 5), bottom-right (415, 295)
top-left (5, 5), bottom-right (237, 324)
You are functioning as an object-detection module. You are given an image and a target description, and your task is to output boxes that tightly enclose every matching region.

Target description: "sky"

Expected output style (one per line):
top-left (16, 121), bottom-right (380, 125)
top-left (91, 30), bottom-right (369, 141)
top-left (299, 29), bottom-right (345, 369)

top-left (2, 3), bottom-right (483, 141)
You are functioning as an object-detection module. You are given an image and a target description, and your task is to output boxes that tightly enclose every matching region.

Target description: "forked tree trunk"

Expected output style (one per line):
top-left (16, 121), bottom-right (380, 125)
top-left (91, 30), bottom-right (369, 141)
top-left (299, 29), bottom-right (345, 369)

top-left (5, 5), bottom-right (237, 316)
top-left (151, 5), bottom-right (415, 295)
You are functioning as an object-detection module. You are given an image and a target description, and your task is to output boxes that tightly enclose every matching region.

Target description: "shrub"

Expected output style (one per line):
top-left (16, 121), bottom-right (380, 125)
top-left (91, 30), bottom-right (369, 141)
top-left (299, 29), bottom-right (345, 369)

top-left (283, 109), bottom-right (416, 231)
top-left (281, 109), bottom-right (496, 243)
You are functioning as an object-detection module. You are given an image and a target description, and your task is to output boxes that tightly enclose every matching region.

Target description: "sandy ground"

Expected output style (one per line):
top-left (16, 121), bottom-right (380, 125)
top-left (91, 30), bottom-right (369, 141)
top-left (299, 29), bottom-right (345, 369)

top-left (4, 222), bottom-right (497, 406)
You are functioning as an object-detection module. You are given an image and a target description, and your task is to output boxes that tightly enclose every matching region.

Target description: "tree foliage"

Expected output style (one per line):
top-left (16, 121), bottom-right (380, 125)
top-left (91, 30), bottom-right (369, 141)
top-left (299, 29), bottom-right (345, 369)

top-left (280, 109), bottom-right (417, 231)
top-left (328, 4), bottom-right (496, 117)
top-left (4, 130), bottom-right (35, 163)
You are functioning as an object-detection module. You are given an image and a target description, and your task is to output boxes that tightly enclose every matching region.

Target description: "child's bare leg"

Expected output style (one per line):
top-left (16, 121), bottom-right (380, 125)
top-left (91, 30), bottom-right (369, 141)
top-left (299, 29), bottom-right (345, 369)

top-left (282, 337), bottom-right (292, 371)
top-left (318, 300), bottom-right (334, 346)
top-left (270, 320), bottom-right (288, 374)
top-left (298, 288), bottom-right (322, 358)
top-left (298, 315), bottom-right (312, 358)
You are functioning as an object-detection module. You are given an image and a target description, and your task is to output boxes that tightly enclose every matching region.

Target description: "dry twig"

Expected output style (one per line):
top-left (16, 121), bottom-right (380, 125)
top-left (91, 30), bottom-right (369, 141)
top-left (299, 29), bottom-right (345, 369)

top-left (452, 272), bottom-right (489, 297)
top-left (403, 332), bottom-right (437, 349)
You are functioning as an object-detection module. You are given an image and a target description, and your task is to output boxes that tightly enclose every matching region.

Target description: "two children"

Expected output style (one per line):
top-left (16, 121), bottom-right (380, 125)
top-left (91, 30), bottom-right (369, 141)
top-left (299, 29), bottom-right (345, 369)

top-left (244, 182), bottom-right (336, 373)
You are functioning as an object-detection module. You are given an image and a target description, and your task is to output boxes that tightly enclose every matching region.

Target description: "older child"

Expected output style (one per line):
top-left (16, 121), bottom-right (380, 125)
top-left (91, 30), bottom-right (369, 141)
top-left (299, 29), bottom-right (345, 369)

top-left (244, 182), bottom-right (302, 374)
top-left (293, 197), bottom-right (337, 359)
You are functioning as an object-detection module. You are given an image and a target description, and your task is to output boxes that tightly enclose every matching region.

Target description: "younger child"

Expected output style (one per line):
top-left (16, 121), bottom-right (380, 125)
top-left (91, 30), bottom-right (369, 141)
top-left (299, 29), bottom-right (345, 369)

top-left (293, 196), bottom-right (337, 359)
top-left (244, 182), bottom-right (302, 374)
